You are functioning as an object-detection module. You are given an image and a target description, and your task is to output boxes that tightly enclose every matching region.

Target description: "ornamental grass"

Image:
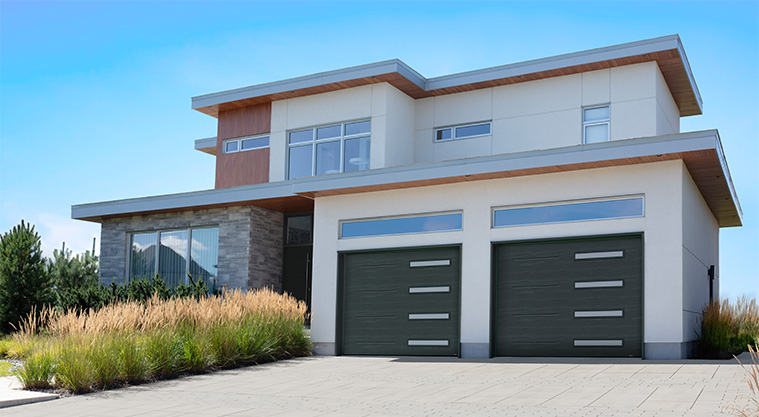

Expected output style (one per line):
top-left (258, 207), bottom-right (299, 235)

top-left (9, 288), bottom-right (310, 393)
top-left (697, 297), bottom-right (759, 359)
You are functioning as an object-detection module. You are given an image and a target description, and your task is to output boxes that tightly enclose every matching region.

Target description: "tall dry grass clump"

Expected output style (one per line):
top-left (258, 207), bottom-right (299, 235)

top-left (10, 288), bottom-right (310, 393)
top-left (735, 344), bottom-right (759, 417)
top-left (697, 297), bottom-right (759, 359)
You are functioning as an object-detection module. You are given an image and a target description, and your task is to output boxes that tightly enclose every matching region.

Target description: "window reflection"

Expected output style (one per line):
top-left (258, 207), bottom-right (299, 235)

top-left (493, 198), bottom-right (643, 228)
top-left (341, 213), bottom-right (462, 239)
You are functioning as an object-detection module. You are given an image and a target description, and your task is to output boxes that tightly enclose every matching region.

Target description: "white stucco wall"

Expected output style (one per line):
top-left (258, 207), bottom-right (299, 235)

top-left (310, 160), bottom-right (692, 357)
top-left (411, 62), bottom-right (676, 165)
top-left (681, 165), bottom-right (720, 342)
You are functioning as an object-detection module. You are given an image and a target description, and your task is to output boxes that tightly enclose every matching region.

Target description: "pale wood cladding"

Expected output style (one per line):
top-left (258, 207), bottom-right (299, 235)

top-left (196, 49), bottom-right (700, 118)
top-left (307, 150), bottom-right (740, 228)
top-left (215, 103), bottom-right (272, 189)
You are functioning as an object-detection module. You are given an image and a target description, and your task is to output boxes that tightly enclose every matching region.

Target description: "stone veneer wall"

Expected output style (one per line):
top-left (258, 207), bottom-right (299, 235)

top-left (99, 206), bottom-right (283, 291)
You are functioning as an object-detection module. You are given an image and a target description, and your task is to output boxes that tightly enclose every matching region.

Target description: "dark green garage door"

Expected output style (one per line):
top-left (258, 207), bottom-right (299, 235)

top-left (495, 235), bottom-right (642, 357)
top-left (341, 246), bottom-right (460, 356)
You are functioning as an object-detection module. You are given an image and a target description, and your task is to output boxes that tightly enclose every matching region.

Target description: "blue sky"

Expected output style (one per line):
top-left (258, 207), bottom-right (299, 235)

top-left (1, 1), bottom-right (757, 300)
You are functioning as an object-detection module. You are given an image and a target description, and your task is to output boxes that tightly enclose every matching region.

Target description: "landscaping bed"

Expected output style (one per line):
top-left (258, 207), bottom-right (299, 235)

top-left (1, 288), bottom-right (311, 394)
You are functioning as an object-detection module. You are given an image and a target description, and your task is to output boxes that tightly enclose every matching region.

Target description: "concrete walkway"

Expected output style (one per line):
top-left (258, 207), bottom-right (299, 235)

top-left (2, 355), bottom-right (756, 417)
top-left (0, 376), bottom-right (58, 408)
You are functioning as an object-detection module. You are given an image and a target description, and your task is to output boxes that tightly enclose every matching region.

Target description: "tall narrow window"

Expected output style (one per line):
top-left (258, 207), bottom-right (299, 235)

top-left (583, 106), bottom-right (610, 143)
top-left (189, 227), bottom-right (219, 286)
top-left (287, 120), bottom-right (370, 179)
top-left (159, 230), bottom-right (188, 288)
top-left (130, 232), bottom-right (157, 279)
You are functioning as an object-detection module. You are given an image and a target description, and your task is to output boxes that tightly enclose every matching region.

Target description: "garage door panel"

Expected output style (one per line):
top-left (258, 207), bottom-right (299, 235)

top-left (496, 235), bottom-right (642, 357)
top-left (342, 247), bottom-right (460, 356)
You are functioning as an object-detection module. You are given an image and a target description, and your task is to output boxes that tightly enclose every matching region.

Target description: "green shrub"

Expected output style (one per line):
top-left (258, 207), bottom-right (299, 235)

top-left (14, 349), bottom-right (55, 389)
top-left (0, 221), bottom-right (55, 334)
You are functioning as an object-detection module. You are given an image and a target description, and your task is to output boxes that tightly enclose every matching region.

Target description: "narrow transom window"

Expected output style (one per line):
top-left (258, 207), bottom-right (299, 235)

top-left (435, 122), bottom-right (491, 142)
top-left (340, 211), bottom-right (463, 239)
top-left (583, 106), bottom-right (610, 144)
top-left (223, 134), bottom-right (270, 153)
top-left (493, 196), bottom-right (643, 228)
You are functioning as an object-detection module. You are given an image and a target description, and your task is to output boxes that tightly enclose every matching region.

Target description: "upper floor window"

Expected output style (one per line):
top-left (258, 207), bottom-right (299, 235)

top-left (583, 105), bottom-right (610, 143)
top-left (223, 134), bottom-right (270, 153)
top-left (435, 122), bottom-right (491, 142)
top-left (287, 120), bottom-right (370, 179)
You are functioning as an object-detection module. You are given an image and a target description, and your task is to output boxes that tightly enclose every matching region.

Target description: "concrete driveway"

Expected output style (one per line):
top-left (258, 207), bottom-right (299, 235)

top-left (4, 355), bottom-right (756, 417)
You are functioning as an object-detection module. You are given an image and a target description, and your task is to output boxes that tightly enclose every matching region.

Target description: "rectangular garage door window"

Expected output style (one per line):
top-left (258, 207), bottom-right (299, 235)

top-left (341, 212), bottom-right (462, 239)
top-left (493, 197), bottom-right (643, 228)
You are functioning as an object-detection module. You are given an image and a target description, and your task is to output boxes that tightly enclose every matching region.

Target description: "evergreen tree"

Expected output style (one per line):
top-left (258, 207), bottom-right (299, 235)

top-left (0, 220), bottom-right (54, 333)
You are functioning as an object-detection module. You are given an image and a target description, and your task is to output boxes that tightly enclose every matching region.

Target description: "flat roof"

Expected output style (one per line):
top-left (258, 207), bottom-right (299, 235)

top-left (192, 35), bottom-right (702, 118)
top-left (73, 130), bottom-right (740, 227)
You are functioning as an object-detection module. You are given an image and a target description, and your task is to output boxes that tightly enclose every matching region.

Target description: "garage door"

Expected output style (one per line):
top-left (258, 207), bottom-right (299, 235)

top-left (341, 246), bottom-right (460, 356)
top-left (495, 235), bottom-right (642, 357)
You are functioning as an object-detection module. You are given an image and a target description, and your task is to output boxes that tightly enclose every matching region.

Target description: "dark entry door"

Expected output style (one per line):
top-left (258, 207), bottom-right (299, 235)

top-left (282, 214), bottom-right (313, 312)
top-left (283, 246), bottom-right (311, 309)
top-left (495, 234), bottom-right (642, 357)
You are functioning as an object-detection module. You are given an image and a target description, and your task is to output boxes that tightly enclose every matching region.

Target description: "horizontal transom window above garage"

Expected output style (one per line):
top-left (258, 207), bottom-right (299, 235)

top-left (340, 211), bottom-right (462, 239)
top-left (492, 196), bottom-right (644, 228)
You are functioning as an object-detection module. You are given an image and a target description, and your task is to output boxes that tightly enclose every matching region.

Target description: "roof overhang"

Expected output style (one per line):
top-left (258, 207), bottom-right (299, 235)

top-left (192, 35), bottom-right (702, 118)
top-left (73, 130), bottom-right (740, 227)
top-left (194, 136), bottom-right (217, 155)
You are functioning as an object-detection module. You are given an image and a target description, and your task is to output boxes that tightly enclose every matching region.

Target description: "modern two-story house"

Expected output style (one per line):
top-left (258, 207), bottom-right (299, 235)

top-left (72, 35), bottom-right (742, 360)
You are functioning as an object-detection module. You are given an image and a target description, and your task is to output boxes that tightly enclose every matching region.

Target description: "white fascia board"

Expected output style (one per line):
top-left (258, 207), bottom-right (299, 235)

top-left (191, 60), bottom-right (413, 110)
top-left (675, 36), bottom-right (703, 110)
top-left (191, 35), bottom-right (702, 115)
top-left (426, 35), bottom-right (682, 90)
top-left (291, 130), bottom-right (727, 194)
top-left (194, 137), bottom-right (217, 150)
top-left (71, 182), bottom-right (295, 220)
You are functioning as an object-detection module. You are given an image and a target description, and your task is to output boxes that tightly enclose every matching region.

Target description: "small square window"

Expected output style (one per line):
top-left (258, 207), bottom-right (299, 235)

top-left (224, 141), bottom-right (239, 153)
top-left (436, 128), bottom-right (452, 141)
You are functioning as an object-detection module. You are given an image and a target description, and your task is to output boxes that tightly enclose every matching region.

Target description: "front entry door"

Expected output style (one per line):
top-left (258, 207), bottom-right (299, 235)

top-left (283, 246), bottom-right (312, 310)
top-left (282, 214), bottom-right (313, 314)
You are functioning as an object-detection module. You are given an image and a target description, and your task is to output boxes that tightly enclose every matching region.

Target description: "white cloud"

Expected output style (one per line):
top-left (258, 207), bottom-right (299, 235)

top-left (10, 212), bottom-right (101, 258)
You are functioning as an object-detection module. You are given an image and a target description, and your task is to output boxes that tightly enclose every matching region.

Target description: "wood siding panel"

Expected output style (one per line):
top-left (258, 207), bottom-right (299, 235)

top-left (215, 103), bottom-right (272, 189)
top-left (215, 148), bottom-right (270, 189)
top-left (218, 103), bottom-right (272, 140)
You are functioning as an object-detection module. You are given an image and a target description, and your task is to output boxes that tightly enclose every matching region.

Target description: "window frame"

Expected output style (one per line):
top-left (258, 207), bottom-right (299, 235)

top-left (126, 225), bottom-right (219, 286)
top-left (492, 195), bottom-right (644, 228)
top-left (339, 210), bottom-right (463, 239)
top-left (222, 134), bottom-right (270, 154)
top-left (434, 121), bottom-right (492, 142)
top-left (287, 119), bottom-right (371, 179)
top-left (582, 105), bottom-right (610, 144)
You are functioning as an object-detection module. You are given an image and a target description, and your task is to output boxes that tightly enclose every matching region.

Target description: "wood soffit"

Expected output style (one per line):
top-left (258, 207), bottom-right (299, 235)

top-left (86, 149), bottom-right (739, 228)
top-left (304, 149), bottom-right (741, 228)
top-left (193, 48), bottom-right (701, 118)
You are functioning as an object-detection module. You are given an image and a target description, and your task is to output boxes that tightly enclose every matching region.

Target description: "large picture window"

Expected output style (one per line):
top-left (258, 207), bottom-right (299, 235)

top-left (129, 226), bottom-right (219, 288)
top-left (287, 120), bottom-right (370, 179)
